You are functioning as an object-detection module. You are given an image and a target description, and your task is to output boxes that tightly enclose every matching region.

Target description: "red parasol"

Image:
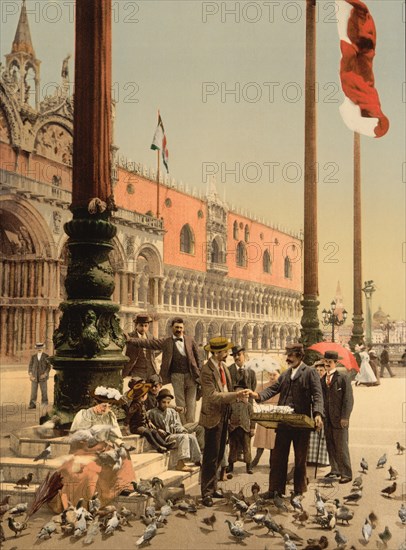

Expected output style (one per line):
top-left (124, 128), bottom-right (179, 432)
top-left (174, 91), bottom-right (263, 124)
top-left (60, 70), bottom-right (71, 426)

top-left (308, 342), bottom-right (359, 372)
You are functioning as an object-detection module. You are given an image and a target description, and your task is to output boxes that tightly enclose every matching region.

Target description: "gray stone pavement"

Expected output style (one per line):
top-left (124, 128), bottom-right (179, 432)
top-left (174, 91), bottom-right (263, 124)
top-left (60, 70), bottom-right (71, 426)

top-left (0, 365), bottom-right (405, 549)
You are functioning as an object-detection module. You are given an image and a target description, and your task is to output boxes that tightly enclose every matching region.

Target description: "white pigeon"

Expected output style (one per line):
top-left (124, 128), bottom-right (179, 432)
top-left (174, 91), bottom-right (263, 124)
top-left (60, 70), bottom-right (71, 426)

top-left (136, 521), bottom-right (157, 546)
top-left (362, 518), bottom-right (373, 542)
top-left (104, 511), bottom-right (120, 535)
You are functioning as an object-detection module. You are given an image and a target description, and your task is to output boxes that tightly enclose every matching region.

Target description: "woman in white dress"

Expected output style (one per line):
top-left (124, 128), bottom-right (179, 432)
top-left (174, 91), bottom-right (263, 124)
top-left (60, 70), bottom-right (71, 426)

top-left (355, 345), bottom-right (377, 386)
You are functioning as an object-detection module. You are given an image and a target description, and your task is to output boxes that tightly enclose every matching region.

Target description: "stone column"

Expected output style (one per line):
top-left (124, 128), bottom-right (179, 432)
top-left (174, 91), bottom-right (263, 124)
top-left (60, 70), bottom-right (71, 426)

top-left (29, 261), bottom-right (35, 297)
top-left (0, 307), bottom-right (7, 357)
top-left (51, 0), bottom-right (128, 424)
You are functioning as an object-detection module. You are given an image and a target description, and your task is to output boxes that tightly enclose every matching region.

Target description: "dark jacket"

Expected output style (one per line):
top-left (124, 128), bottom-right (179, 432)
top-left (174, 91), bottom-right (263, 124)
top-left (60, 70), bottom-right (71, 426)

top-left (321, 370), bottom-right (354, 428)
top-left (258, 362), bottom-right (324, 418)
top-left (127, 400), bottom-right (156, 435)
top-left (199, 358), bottom-right (238, 429)
top-left (228, 363), bottom-right (257, 392)
top-left (123, 332), bottom-right (160, 378)
top-left (28, 353), bottom-right (51, 381)
top-left (126, 335), bottom-right (201, 385)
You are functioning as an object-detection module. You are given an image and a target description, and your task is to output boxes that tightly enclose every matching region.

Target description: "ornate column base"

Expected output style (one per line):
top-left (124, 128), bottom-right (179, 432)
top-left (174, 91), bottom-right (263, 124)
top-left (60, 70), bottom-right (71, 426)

top-left (349, 314), bottom-right (364, 351)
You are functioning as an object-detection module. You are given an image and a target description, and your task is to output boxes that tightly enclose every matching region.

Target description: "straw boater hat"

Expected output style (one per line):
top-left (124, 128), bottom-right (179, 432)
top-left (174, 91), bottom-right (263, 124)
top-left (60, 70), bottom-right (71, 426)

top-left (127, 381), bottom-right (152, 400)
top-left (134, 313), bottom-right (152, 324)
top-left (204, 336), bottom-right (234, 353)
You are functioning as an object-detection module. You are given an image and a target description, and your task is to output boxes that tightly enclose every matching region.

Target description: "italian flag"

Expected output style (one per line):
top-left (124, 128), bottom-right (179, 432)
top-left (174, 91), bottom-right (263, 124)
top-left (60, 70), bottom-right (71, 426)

top-left (151, 112), bottom-right (169, 172)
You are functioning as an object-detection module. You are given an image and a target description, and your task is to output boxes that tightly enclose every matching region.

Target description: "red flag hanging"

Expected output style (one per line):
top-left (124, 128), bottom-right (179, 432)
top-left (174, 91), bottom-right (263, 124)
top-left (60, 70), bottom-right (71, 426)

top-left (336, 0), bottom-right (389, 138)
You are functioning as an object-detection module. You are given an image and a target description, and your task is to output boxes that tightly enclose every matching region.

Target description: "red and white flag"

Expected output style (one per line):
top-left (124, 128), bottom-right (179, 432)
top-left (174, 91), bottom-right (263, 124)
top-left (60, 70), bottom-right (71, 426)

top-left (151, 112), bottom-right (169, 172)
top-left (336, 0), bottom-right (389, 138)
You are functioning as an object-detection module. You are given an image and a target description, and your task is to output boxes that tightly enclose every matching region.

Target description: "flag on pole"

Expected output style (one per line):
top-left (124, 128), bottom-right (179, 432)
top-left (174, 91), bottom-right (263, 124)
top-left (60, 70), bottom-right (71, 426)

top-left (336, 0), bottom-right (389, 138)
top-left (151, 112), bottom-right (169, 172)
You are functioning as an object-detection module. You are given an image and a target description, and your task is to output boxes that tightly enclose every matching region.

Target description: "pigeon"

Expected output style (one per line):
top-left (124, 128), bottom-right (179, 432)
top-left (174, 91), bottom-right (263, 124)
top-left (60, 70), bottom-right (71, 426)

top-left (335, 529), bottom-right (347, 549)
top-left (15, 472), bottom-right (33, 488)
top-left (343, 489), bottom-right (362, 504)
top-left (151, 476), bottom-right (164, 489)
top-left (73, 512), bottom-right (88, 537)
top-left (136, 521), bottom-right (157, 546)
top-left (360, 457), bottom-right (368, 473)
top-left (246, 499), bottom-right (264, 518)
top-left (224, 519), bottom-right (252, 541)
top-left (381, 481), bottom-right (396, 498)
top-left (104, 511), bottom-right (120, 535)
top-left (262, 513), bottom-right (280, 536)
top-left (336, 507), bottom-right (354, 525)
top-left (231, 495), bottom-right (249, 513)
top-left (118, 505), bottom-right (134, 525)
top-left (251, 482), bottom-right (261, 498)
top-left (313, 512), bottom-right (336, 530)
top-left (398, 503), bottom-right (406, 524)
top-left (368, 511), bottom-right (378, 529)
top-left (388, 466), bottom-right (398, 480)
top-left (378, 526), bottom-right (392, 547)
top-left (315, 497), bottom-right (326, 516)
top-left (9, 502), bottom-right (28, 516)
top-left (7, 516), bottom-right (27, 537)
top-left (376, 453), bottom-right (387, 468)
top-left (88, 492), bottom-right (101, 515)
top-left (202, 512), bottom-right (216, 530)
top-left (396, 442), bottom-right (405, 454)
top-left (83, 517), bottom-right (100, 545)
top-left (252, 512), bottom-right (266, 525)
top-left (33, 443), bottom-right (51, 463)
top-left (317, 477), bottom-right (336, 488)
top-left (290, 491), bottom-right (304, 512)
top-left (274, 493), bottom-right (289, 513)
top-left (304, 536), bottom-right (329, 550)
top-left (279, 524), bottom-right (304, 541)
top-left (283, 533), bottom-right (298, 550)
top-left (157, 501), bottom-right (172, 523)
top-left (352, 476), bottom-right (363, 488)
top-left (75, 497), bottom-right (93, 521)
top-left (37, 520), bottom-right (57, 540)
top-left (131, 480), bottom-right (154, 497)
top-left (362, 518), bottom-right (373, 542)
top-left (292, 510), bottom-right (309, 525)
top-left (176, 499), bottom-right (197, 515)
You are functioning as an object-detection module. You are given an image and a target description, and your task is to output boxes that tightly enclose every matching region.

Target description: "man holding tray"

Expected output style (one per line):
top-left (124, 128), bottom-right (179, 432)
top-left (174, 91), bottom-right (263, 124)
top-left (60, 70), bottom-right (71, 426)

top-left (248, 343), bottom-right (324, 498)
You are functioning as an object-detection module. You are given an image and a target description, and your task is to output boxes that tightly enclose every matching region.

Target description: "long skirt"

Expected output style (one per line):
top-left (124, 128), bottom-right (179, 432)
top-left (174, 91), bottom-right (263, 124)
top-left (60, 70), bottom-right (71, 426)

top-left (307, 429), bottom-right (330, 466)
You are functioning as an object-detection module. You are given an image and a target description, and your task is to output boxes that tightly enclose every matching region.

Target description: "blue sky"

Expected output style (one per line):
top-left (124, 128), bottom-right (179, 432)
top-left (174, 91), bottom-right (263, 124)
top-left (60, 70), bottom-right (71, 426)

top-left (1, 0), bottom-right (405, 319)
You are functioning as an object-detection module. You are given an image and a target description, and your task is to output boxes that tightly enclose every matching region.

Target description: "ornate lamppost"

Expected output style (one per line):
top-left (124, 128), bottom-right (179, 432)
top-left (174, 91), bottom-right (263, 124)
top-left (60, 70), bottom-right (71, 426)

top-left (362, 280), bottom-right (375, 346)
top-left (380, 316), bottom-right (396, 343)
top-left (321, 301), bottom-right (348, 342)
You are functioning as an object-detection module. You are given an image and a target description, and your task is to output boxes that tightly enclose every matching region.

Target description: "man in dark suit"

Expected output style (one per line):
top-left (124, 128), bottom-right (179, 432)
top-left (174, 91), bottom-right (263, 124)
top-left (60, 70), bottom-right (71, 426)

top-left (322, 350), bottom-right (354, 483)
top-left (28, 342), bottom-right (51, 408)
top-left (228, 345), bottom-right (257, 391)
top-left (123, 314), bottom-right (160, 381)
top-left (248, 343), bottom-right (324, 498)
top-left (126, 317), bottom-right (201, 424)
top-left (199, 337), bottom-right (250, 507)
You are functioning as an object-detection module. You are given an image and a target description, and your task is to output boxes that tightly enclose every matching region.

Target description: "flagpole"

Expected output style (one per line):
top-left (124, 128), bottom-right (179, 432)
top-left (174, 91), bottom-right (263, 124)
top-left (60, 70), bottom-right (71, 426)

top-left (156, 148), bottom-right (160, 218)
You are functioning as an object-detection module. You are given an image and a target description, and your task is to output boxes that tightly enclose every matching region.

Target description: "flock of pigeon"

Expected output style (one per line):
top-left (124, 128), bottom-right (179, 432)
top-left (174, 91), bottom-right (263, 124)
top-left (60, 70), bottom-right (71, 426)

top-left (0, 441), bottom-right (405, 547)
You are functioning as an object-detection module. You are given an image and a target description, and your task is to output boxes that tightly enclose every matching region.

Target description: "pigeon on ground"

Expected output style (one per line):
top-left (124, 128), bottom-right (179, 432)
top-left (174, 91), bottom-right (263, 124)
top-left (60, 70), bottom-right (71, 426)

top-left (88, 492), bottom-right (101, 515)
top-left (262, 512), bottom-right (280, 536)
top-left (381, 482), bottom-right (397, 498)
top-left (376, 453), bottom-right (387, 468)
top-left (37, 520), bottom-right (57, 540)
top-left (290, 491), bottom-right (304, 512)
top-left (73, 512), bottom-right (88, 538)
top-left (15, 472), bottom-right (33, 488)
top-left (279, 524), bottom-right (304, 542)
top-left (157, 500), bottom-right (172, 524)
top-left (246, 499), bottom-right (264, 518)
top-left (396, 442), bottom-right (405, 454)
top-left (176, 499), bottom-right (197, 515)
top-left (251, 482), bottom-right (261, 499)
top-left (368, 511), bottom-right (378, 529)
top-left (131, 480), bottom-right (154, 497)
top-left (378, 526), bottom-right (392, 547)
top-left (352, 476), bottom-right (363, 488)
top-left (388, 466), bottom-right (398, 480)
top-left (313, 512), bottom-right (336, 530)
top-left (335, 529), bottom-right (347, 549)
top-left (315, 497), bottom-right (326, 516)
top-left (75, 497), bottom-right (93, 521)
top-left (231, 495), bottom-right (249, 513)
top-left (292, 510), bottom-right (309, 525)
top-left (283, 533), bottom-right (298, 550)
top-left (343, 489), bottom-right (362, 504)
top-left (136, 521), bottom-right (157, 546)
top-left (274, 493), bottom-right (289, 513)
top-left (336, 506), bottom-right (354, 525)
top-left (9, 502), bottom-right (28, 516)
top-left (8, 516), bottom-right (27, 537)
top-left (104, 511), bottom-right (120, 535)
top-left (360, 457), bottom-right (368, 473)
top-left (33, 443), bottom-right (51, 463)
top-left (361, 518), bottom-right (372, 542)
top-left (303, 536), bottom-right (329, 550)
top-left (224, 519), bottom-right (252, 541)
top-left (398, 503), bottom-right (406, 524)
top-left (202, 512), bottom-right (216, 530)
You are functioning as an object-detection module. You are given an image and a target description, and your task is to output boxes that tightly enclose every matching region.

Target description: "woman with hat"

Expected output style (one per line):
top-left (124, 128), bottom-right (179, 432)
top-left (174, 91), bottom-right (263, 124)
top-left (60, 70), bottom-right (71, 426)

top-left (199, 337), bottom-right (250, 507)
top-left (354, 345), bottom-right (377, 386)
top-left (126, 381), bottom-right (177, 453)
top-left (148, 388), bottom-right (202, 471)
top-left (53, 389), bottom-right (136, 511)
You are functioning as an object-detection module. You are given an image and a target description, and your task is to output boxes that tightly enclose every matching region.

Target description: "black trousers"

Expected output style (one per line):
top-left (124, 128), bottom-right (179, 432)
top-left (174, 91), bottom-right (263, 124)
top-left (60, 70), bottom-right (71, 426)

top-left (269, 428), bottom-right (310, 495)
top-left (201, 419), bottom-right (228, 498)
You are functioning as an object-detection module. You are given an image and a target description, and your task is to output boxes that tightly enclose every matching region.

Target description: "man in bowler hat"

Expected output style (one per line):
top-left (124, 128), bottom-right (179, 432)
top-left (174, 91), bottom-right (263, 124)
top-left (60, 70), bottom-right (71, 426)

top-left (123, 314), bottom-right (160, 382)
top-left (322, 350), bottom-right (354, 483)
top-left (228, 345), bottom-right (257, 391)
top-left (28, 342), bottom-right (51, 408)
top-left (248, 343), bottom-right (324, 498)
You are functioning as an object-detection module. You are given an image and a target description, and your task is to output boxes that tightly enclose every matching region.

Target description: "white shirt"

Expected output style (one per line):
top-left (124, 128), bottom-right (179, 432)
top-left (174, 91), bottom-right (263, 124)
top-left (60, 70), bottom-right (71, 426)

top-left (290, 365), bottom-right (301, 380)
top-left (173, 335), bottom-right (186, 357)
top-left (37, 352), bottom-right (43, 360)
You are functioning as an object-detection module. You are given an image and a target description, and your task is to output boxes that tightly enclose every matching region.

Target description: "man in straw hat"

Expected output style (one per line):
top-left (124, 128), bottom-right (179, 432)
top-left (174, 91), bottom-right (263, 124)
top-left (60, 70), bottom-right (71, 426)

top-left (123, 314), bottom-right (160, 382)
top-left (199, 337), bottom-right (250, 507)
top-left (322, 350), bottom-right (354, 483)
top-left (248, 342), bottom-right (324, 498)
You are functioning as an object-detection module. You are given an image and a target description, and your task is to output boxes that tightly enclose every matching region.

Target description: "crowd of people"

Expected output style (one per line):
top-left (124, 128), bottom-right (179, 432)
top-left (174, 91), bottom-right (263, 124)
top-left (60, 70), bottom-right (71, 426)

top-left (29, 313), bottom-right (400, 510)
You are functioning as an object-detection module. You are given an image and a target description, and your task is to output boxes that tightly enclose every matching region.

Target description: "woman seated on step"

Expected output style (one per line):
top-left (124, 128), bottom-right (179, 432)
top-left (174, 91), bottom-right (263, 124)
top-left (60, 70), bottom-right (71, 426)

top-left (51, 388), bottom-right (136, 511)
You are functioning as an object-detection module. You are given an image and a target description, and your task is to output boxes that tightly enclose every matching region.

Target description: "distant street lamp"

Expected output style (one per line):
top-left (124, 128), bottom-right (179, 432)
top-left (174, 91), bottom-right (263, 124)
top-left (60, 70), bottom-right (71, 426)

top-left (362, 280), bottom-right (376, 346)
top-left (380, 317), bottom-right (396, 343)
top-left (322, 301), bottom-right (348, 343)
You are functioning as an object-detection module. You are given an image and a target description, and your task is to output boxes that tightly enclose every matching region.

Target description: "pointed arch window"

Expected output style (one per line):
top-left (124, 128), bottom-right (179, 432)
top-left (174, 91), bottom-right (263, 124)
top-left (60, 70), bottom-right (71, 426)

top-left (236, 241), bottom-right (247, 267)
top-left (233, 220), bottom-right (239, 240)
top-left (180, 224), bottom-right (195, 255)
top-left (263, 249), bottom-right (272, 273)
top-left (244, 224), bottom-right (250, 243)
top-left (284, 256), bottom-right (292, 279)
